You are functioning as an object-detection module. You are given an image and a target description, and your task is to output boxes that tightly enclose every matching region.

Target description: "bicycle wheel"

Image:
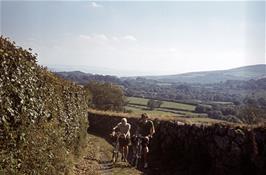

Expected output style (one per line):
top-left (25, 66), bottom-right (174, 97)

top-left (112, 141), bottom-right (119, 163)
top-left (135, 139), bottom-right (142, 168)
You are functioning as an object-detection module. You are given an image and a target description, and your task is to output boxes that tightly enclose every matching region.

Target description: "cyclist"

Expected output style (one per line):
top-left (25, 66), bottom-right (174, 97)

top-left (112, 118), bottom-right (131, 162)
top-left (136, 113), bottom-right (155, 168)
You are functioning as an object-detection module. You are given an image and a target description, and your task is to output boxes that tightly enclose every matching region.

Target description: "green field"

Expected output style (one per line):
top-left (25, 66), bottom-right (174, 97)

top-left (127, 96), bottom-right (195, 111)
top-left (125, 105), bottom-right (184, 117)
top-left (127, 96), bottom-right (148, 106)
top-left (160, 101), bottom-right (195, 111)
top-left (126, 96), bottom-right (206, 118)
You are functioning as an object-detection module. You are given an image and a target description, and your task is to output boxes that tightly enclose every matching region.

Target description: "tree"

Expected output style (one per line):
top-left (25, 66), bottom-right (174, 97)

top-left (237, 105), bottom-right (266, 124)
top-left (85, 81), bottom-right (126, 111)
top-left (195, 104), bottom-right (212, 113)
top-left (207, 110), bottom-right (223, 119)
top-left (147, 99), bottom-right (163, 110)
top-left (221, 107), bottom-right (237, 116)
top-left (257, 97), bottom-right (266, 108)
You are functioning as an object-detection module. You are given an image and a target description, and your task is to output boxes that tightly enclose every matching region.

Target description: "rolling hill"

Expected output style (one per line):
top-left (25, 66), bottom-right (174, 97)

top-left (144, 64), bottom-right (266, 84)
top-left (53, 64), bottom-right (266, 85)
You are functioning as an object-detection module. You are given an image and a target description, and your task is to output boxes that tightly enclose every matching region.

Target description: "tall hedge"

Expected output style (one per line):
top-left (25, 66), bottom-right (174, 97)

top-left (0, 36), bottom-right (90, 174)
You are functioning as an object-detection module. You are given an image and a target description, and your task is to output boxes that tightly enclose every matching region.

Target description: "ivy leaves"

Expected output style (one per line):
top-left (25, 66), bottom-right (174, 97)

top-left (0, 36), bottom-right (89, 174)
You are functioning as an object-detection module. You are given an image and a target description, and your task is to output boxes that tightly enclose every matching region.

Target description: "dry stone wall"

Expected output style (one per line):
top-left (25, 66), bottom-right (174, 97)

top-left (88, 112), bottom-right (266, 175)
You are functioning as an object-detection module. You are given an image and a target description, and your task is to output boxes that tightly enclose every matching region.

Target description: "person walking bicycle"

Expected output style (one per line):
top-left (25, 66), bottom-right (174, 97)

top-left (111, 118), bottom-right (131, 162)
top-left (135, 113), bottom-right (155, 168)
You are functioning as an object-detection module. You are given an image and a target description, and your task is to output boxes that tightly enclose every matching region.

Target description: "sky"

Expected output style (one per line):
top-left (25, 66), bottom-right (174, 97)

top-left (1, 0), bottom-right (265, 76)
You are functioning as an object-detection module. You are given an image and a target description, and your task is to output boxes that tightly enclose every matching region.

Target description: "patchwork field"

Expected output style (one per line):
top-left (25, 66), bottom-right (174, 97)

top-left (126, 96), bottom-right (207, 118)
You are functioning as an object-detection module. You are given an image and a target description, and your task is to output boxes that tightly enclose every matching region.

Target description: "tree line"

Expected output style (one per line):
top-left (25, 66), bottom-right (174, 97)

top-left (55, 71), bottom-right (266, 124)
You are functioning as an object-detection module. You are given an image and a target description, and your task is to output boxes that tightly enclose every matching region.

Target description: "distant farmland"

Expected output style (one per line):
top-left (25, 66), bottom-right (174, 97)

top-left (126, 96), bottom-right (207, 118)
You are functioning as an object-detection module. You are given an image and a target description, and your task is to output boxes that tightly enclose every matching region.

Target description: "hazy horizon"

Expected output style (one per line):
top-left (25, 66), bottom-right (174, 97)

top-left (47, 63), bottom-right (266, 77)
top-left (1, 1), bottom-right (265, 76)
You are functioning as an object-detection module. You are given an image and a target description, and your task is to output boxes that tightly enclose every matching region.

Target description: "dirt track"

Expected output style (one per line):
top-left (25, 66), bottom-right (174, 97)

top-left (73, 133), bottom-right (142, 175)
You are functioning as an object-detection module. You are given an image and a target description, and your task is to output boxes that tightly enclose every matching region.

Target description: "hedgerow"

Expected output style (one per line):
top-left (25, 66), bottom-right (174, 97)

top-left (0, 36), bottom-right (90, 174)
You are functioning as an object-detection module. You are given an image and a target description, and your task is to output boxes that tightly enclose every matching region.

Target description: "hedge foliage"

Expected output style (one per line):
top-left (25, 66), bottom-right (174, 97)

top-left (0, 36), bottom-right (90, 174)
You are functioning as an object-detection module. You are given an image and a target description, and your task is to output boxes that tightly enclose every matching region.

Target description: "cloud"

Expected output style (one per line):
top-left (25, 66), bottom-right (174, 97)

top-left (79, 34), bottom-right (137, 43)
top-left (90, 2), bottom-right (103, 8)
top-left (79, 34), bottom-right (108, 41)
top-left (94, 34), bottom-right (108, 41)
top-left (168, 48), bottom-right (177, 52)
top-left (123, 35), bottom-right (137, 41)
top-left (111, 36), bottom-right (119, 42)
top-left (79, 34), bottom-right (91, 40)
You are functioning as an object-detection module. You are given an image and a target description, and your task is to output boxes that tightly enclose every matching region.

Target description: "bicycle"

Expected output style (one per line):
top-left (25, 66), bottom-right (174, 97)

top-left (111, 131), bottom-right (121, 163)
top-left (131, 135), bottom-right (146, 168)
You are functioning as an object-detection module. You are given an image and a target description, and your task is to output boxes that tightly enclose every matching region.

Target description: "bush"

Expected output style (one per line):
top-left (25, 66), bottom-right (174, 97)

top-left (0, 36), bottom-right (90, 174)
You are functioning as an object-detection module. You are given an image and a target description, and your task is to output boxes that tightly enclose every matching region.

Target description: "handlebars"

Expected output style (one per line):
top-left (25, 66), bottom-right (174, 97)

top-left (110, 131), bottom-right (151, 140)
top-left (110, 131), bottom-right (126, 138)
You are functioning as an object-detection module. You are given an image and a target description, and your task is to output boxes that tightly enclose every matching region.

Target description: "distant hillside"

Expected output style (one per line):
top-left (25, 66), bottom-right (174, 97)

top-left (54, 64), bottom-right (266, 85)
top-left (144, 64), bottom-right (266, 84)
top-left (54, 71), bottom-right (122, 85)
top-left (47, 64), bottom-right (151, 77)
